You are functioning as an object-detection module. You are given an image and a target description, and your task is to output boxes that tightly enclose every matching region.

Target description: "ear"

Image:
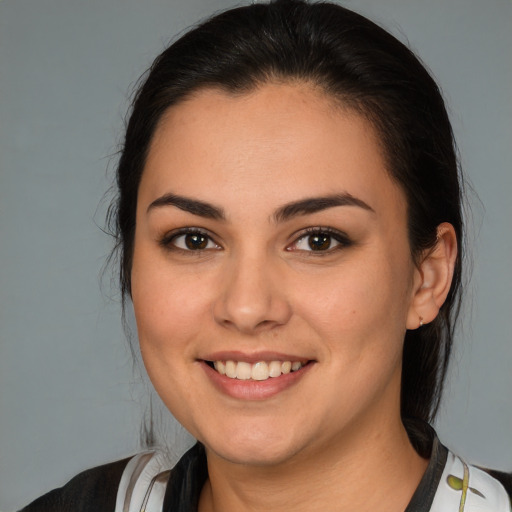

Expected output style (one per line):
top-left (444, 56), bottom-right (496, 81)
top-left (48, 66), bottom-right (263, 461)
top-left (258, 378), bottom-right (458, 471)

top-left (406, 222), bottom-right (458, 330)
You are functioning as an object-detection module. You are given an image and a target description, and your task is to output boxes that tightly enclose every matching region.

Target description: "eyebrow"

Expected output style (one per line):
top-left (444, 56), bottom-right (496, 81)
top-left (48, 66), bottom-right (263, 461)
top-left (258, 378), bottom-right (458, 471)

top-left (147, 192), bottom-right (374, 222)
top-left (273, 194), bottom-right (375, 222)
top-left (147, 193), bottom-right (225, 220)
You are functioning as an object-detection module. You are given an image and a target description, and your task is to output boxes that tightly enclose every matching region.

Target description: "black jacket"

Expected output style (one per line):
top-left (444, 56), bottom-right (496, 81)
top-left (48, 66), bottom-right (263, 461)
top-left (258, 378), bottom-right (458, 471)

top-left (20, 422), bottom-right (512, 512)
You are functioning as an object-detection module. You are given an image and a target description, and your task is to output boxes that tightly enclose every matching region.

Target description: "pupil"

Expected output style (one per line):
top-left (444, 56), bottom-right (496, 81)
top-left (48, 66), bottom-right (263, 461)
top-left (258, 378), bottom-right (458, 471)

top-left (185, 233), bottom-right (207, 250)
top-left (308, 234), bottom-right (330, 251)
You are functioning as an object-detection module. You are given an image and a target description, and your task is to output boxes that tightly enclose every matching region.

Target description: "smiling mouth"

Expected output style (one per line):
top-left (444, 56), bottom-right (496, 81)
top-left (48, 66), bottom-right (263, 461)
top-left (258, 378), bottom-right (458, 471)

top-left (206, 360), bottom-right (309, 381)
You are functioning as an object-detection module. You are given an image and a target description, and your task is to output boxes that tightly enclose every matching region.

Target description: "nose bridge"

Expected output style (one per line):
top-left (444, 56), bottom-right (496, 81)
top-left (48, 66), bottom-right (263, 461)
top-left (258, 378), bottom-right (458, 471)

top-left (213, 246), bottom-right (291, 333)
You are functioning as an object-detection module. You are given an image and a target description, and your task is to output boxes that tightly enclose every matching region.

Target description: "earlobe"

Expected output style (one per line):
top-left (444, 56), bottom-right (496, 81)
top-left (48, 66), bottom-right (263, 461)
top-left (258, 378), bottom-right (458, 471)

top-left (406, 223), bottom-right (458, 329)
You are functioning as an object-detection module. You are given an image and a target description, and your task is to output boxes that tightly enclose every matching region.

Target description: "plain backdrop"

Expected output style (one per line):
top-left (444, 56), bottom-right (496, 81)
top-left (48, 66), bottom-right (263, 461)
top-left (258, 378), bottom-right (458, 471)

top-left (1, 0), bottom-right (511, 509)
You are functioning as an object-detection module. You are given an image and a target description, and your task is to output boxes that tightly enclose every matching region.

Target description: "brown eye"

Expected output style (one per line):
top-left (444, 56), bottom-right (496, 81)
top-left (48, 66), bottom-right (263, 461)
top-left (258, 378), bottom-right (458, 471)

top-left (184, 233), bottom-right (208, 250)
top-left (294, 233), bottom-right (338, 252)
top-left (167, 230), bottom-right (220, 251)
top-left (288, 228), bottom-right (351, 254)
top-left (308, 234), bottom-right (332, 251)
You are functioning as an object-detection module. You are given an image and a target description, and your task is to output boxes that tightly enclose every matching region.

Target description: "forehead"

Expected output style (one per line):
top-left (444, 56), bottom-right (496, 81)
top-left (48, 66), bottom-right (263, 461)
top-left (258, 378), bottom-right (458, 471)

top-left (140, 83), bottom-right (405, 219)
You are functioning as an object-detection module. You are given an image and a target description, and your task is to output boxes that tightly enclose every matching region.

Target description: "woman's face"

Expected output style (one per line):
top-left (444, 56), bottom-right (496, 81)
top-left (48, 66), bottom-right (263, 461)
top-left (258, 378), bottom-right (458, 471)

top-left (131, 83), bottom-right (421, 466)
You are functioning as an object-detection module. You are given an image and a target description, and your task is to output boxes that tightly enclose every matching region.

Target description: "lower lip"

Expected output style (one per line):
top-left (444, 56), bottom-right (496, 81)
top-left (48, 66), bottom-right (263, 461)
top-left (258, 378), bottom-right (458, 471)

top-left (200, 361), bottom-right (314, 400)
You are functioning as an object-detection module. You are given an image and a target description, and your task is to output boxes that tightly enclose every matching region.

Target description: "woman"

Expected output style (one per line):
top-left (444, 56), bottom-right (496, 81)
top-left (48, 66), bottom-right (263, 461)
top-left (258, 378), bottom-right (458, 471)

top-left (20, 0), bottom-right (511, 510)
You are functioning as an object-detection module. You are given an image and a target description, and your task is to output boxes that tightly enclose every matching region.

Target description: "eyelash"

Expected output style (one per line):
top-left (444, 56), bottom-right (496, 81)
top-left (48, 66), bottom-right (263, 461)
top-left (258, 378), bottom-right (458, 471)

top-left (287, 227), bottom-right (352, 254)
top-left (159, 228), bottom-right (220, 253)
top-left (159, 227), bottom-right (352, 254)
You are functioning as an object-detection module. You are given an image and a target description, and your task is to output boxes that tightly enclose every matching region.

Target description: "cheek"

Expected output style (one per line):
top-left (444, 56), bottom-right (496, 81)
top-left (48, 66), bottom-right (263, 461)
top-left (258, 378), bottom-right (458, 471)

top-left (133, 274), bottom-right (209, 350)
top-left (130, 244), bottom-right (213, 364)
top-left (130, 263), bottom-right (212, 420)
top-left (296, 265), bottom-right (406, 324)
top-left (291, 252), bottom-right (414, 354)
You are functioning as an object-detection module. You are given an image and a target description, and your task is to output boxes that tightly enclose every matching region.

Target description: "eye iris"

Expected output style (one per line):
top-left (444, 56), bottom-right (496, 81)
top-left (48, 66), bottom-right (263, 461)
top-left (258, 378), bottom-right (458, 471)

top-left (185, 233), bottom-right (208, 250)
top-left (308, 234), bottom-right (331, 251)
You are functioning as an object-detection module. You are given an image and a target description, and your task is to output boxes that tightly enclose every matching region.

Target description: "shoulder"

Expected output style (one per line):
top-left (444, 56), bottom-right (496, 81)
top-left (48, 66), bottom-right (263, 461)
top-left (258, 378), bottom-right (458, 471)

top-left (480, 468), bottom-right (512, 499)
top-left (404, 419), bottom-right (511, 511)
top-left (116, 444), bottom-right (207, 511)
top-left (18, 445), bottom-right (205, 512)
top-left (19, 456), bottom-right (132, 512)
top-left (430, 450), bottom-right (512, 511)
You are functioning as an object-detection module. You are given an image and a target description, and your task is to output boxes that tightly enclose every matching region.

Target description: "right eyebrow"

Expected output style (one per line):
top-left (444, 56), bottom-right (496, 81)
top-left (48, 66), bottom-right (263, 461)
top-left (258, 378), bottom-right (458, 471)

top-left (273, 194), bottom-right (375, 223)
top-left (147, 193), bottom-right (225, 220)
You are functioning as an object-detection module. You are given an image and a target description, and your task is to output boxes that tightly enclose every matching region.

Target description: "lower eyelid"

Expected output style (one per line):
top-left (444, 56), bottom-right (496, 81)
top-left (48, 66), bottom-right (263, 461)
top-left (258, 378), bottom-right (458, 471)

top-left (175, 234), bottom-right (209, 250)
top-left (160, 228), bottom-right (351, 253)
top-left (296, 238), bottom-right (341, 251)
top-left (159, 229), bottom-right (219, 251)
top-left (288, 229), bottom-right (351, 252)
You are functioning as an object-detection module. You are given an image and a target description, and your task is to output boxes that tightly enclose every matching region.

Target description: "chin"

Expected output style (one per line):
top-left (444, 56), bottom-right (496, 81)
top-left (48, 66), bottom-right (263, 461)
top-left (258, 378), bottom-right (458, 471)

top-left (212, 443), bottom-right (301, 467)
top-left (202, 423), bottom-right (305, 467)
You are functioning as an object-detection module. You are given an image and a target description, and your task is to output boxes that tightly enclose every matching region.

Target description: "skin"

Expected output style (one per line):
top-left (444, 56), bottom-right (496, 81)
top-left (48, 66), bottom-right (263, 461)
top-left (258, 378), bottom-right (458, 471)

top-left (131, 83), bottom-right (457, 511)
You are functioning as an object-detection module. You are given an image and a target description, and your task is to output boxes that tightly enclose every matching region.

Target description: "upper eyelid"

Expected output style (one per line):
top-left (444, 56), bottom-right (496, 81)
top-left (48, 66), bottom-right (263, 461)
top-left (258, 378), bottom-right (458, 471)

top-left (159, 226), bottom-right (350, 248)
top-left (160, 227), bottom-right (220, 247)
top-left (290, 226), bottom-right (350, 241)
top-left (286, 227), bottom-right (352, 253)
top-left (163, 226), bottom-right (215, 237)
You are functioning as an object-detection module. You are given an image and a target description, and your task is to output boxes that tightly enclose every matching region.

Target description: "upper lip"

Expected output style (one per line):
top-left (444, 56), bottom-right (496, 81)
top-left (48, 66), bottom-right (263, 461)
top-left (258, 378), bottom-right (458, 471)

top-left (200, 350), bottom-right (313, 364)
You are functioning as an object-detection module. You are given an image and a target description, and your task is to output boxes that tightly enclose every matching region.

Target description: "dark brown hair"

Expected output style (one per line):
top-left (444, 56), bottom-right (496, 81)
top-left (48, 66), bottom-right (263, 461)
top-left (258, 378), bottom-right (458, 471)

top-left (109, 0), bottom-right (463, 424)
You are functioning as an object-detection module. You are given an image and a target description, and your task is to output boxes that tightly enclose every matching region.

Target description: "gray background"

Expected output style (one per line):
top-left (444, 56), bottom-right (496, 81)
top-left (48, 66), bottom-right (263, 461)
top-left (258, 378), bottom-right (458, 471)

top-left (0, 0), bottom-right (510, 509)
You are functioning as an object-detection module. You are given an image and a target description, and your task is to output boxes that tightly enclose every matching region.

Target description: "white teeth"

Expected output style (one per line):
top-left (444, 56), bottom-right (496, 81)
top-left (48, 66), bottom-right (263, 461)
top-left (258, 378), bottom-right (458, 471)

top-left (225, 360), bottom-right (237, 378)
top-left (211, 360), bottom-right (306, 380)
top-left (269, 361), bottom-right (282, 378)
top-left (251, 362), bottom-right (269, 381)
top-left (281, 361), bottom-right (292, 374)
top-left (236, 361), bottom-right (252, 380)
top-left (213, 361), bottom-right (226, 375)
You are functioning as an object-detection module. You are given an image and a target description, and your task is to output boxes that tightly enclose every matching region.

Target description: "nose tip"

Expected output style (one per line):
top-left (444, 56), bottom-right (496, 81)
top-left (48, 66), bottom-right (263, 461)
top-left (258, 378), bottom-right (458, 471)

top-left (216, 303), bottom-right (286, 334)
top-left (213, 263), bottom-right (292, 334)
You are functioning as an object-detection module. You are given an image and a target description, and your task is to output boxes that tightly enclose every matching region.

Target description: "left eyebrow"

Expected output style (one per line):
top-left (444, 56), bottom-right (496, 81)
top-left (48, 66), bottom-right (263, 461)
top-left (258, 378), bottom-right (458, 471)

top-left (147, 193), bottom-right (225, 220)
top-left (273, 194), bottom-right (375, 223)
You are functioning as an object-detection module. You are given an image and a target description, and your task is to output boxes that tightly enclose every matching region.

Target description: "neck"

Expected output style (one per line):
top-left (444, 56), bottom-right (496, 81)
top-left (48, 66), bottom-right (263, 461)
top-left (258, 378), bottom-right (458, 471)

top-left (198, 414), bottom-right (428, 512)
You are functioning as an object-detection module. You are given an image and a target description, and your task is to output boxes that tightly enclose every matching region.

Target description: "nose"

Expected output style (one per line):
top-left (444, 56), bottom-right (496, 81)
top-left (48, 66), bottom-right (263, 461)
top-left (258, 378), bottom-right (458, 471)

top-left (213, 253), bottom-right (292, 334)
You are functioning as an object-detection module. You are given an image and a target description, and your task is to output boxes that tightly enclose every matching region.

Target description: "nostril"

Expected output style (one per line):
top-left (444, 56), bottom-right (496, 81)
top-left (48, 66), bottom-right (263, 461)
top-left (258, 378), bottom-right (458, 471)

top-left (255, 319), bottom-right (273, 329)
top-left (212, 277), bottom-right (293, 333)
top-left (219, 316), bottom-right (285, 334)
